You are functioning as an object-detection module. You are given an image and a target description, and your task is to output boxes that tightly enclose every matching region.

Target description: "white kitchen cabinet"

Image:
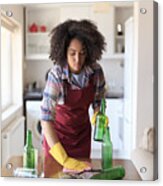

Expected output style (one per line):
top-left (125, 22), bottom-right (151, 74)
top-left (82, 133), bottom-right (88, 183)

top-left (90, 5), bottom-right (115, 57)
top-left (60, 5), bottom-right (91, 22)
top-left (106, 99), bottom-right (123, 151)
top-left (123, 17), bottom-right (134, 159)
top-left (60, 3), bottom-right (114, 58)
top-left (25, 3), bottom-right (133, 60)
top-left (25, 4), bottom-right (92, 60)
top-left (59, 2), bottom-right (133, 59)
top-left (89, 98), bottom-right (123, 159)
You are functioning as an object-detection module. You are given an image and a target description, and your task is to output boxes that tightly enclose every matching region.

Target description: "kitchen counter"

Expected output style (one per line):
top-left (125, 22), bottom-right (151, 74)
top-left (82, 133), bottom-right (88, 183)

top-left (105, 92), bottom-right (124, 99)
top-left (2, 156), bottom-right (141, 180)
top-left (23, 88), bottom-right (43, 100)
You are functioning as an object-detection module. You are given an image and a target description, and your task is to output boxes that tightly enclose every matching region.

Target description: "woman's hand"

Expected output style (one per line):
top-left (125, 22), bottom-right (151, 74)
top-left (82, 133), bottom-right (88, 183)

top-left (49, 142), bottom-right (91, 173)
top-left (91, 110), bottom-right (109, 128)
top-left (91, 111), bottom-right (99, 126)
top-left (42, 121), bottom-right (91, 173)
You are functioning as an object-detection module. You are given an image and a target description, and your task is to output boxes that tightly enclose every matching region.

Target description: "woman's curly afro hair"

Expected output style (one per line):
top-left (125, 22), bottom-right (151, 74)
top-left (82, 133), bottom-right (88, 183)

top-left (49, 19), bottom-right (106, 66)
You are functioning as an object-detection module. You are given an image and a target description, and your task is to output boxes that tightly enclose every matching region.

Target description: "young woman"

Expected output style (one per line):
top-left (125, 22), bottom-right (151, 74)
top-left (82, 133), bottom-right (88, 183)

top-left (41, 19), bottom-right (107, 173)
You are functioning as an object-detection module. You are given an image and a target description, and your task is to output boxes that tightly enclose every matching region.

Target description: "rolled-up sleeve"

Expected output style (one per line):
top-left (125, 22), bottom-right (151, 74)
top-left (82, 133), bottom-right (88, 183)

top-left (40, 70), bottom-right (61, 122)
top-left (92, 63), bottom-right (106, 110)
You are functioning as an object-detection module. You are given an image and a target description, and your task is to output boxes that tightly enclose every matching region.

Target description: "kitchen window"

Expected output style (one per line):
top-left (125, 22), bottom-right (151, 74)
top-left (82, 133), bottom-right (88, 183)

top-left (1, 25), bottom-right (13, 111)
top-left (1, 11), bottom-right (23, 128)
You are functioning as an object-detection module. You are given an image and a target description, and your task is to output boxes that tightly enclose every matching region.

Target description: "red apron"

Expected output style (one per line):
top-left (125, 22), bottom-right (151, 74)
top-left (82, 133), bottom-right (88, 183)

top-left (43, 77), bottom-right (95, 159)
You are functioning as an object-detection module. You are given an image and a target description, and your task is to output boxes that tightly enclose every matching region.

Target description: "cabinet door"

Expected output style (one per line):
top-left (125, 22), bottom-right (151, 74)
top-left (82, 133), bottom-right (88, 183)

top-left (90, 6), bottom-right (115, 56)
top-left (88, 106), bottom-right (102, 158)
top-left (60, 6), bottom-right (91, 22)
top-left (106, 99), bottom-right (123, 150)
top-left (123, 17), bottom-right (134, 159)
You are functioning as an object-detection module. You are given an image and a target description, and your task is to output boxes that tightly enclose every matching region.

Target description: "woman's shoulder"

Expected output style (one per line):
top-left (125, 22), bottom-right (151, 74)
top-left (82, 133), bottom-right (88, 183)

top-left (49, 64), bottom-right (63, 78)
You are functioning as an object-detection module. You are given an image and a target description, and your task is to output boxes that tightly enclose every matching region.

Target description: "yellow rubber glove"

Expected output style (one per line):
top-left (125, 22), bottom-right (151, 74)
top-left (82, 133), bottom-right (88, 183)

top-left (91, 111), bottom-right (99, 126)
top-left (49, 142), bottom-right (91, 172)
top-left (91, 111), bottom-right (109, 128)
top-left (105, 116), bottom-right (109, 128)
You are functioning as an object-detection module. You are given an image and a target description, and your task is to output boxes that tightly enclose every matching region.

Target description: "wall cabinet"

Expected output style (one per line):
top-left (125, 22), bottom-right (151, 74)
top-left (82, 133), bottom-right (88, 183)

top-left (60, 4), bottom-right (115, 58)
top-left (25, 3), bottom-right (133, 60)
top-left (60, 5), bottom-right (91, 22)
top-left (25, 3), bottom-right (115, 60)
top-left (91, 6), bottom-right (115, 57)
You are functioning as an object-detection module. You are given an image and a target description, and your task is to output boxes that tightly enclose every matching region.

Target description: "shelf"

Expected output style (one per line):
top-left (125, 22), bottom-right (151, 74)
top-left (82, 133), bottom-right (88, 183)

top-left (27, 32), bottom-right (49, 36)
top-left (115, 35), bottom-right (125, 40)
top-left (26, 31), bottom-right (50, 59)
top-left (26, 54), bottom-right (49, 60)
top-left (102, 53), bottom-right (124, 60)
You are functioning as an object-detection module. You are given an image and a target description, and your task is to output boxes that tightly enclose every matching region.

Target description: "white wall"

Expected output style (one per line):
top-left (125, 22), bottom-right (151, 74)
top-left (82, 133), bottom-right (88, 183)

top-left (1, 5), bottom-right (24, 25)
top-left (24, 60), bottom-right (53, 88)
top-left (133, 1), bottom-right (155, 147)
top-left (24, 58), bottom-right (123, 94)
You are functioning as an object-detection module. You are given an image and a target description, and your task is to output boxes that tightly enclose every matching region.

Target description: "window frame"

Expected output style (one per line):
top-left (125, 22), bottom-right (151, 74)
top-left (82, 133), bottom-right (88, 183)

top-left (1, 11), bottom-right (23, 129)
top-left (1, 24), bottom-right (14, 112)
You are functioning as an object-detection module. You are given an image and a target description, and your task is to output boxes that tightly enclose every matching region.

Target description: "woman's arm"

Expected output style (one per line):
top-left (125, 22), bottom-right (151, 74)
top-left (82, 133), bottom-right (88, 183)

top-left (41, 120), bottom-right (59, 148)
top-left (41, 68), bottom-right (61, 148)
top-left (92, 63), bottom-right (106, 110)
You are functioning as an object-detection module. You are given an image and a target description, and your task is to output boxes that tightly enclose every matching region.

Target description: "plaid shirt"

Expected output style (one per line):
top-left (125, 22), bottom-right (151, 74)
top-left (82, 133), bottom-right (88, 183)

top-left (41, 63), bottom-right (106, 121)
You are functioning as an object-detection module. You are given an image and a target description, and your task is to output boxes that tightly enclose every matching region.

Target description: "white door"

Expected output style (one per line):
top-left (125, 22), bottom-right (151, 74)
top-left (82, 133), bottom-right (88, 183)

top-left (123, 17), bottom-right (134, 158)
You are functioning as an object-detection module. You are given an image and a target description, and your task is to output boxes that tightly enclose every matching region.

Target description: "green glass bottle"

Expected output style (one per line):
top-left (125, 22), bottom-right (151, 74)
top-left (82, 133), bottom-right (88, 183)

top-left (90, 166), bottom-right (125, 180)
top-left (23, 130), bottom-right (35, 169)
top-left (94, 98), bottom-right (107, 141)
top-left (102, 126), bottom-right (113, 170)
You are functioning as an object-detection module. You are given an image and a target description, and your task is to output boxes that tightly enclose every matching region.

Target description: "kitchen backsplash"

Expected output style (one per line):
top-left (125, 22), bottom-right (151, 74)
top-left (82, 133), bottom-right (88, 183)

top-left (24, 58), bottom-right (124, 96)
top-left (24, 60), bottom-right (53, 90)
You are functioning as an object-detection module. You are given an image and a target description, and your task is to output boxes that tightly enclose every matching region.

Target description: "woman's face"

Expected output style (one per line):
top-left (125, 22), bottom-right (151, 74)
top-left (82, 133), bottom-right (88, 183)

top-left (67, 38), bottom-right (86, 74)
